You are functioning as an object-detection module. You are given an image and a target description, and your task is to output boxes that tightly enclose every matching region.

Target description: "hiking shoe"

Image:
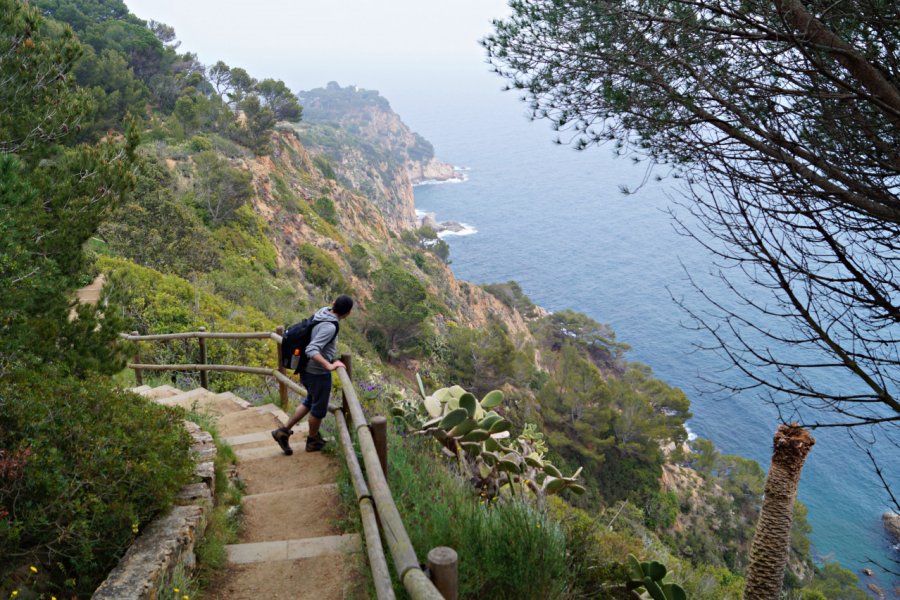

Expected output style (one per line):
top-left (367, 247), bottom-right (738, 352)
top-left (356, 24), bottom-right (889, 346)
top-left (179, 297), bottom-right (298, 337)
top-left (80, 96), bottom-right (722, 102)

top-left (305, 434), bottom-right (327, 452)
top-left (271, 427), bottom-right (293, 455)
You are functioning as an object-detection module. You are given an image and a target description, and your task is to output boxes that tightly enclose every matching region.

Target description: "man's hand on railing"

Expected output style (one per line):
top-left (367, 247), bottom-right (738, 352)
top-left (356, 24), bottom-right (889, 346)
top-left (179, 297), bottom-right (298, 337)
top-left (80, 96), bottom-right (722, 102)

top-left (329, 360), bottom-right (346, 371)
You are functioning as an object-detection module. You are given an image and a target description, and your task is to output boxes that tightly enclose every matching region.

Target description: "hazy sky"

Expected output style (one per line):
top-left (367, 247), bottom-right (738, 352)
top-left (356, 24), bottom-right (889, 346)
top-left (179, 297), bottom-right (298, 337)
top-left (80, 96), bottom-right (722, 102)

top-left (124, 0), bottom-right (511, 94)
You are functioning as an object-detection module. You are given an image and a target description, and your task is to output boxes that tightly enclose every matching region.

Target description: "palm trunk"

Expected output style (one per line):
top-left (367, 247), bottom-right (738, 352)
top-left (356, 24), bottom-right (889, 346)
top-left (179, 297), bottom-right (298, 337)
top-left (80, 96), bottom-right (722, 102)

top-left (743, 424), bottom-right (815, 600)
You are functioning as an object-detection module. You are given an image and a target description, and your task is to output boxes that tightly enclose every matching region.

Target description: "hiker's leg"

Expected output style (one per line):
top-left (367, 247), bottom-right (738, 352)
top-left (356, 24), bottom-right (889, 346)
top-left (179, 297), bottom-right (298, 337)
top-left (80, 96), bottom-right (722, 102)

top-left (285, 403), bottom-right (310, 430)
top-left (308, 414), bottom-right (322, 438)
top-left (303, 372), bottom-right (332, 447)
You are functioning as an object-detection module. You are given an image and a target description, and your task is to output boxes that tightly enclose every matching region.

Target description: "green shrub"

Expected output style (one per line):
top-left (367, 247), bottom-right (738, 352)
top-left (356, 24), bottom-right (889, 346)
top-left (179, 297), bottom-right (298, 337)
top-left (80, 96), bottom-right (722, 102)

top-left (546, 496), bottom-right (643, 596)
top-left (98, 255), bottom-right (277, 392)
top-left (389, 434), bottom-right (569, 599)
top-left (296, 242), bottom-right (348, 292)
top-left (190, 134), bottom-right (213, 152)
top-left (482, 281), bottom-right (540, 319)
top-left (349, 243), bottom-right (370, 278)
top-left (0, 373), bottom-right (193, 596)
top-left (313, 196), bottom-right (338, 225)
top-left (366, 263), bottom-right (432, 358)
top-left (312, 155), bottom-right (337, 180)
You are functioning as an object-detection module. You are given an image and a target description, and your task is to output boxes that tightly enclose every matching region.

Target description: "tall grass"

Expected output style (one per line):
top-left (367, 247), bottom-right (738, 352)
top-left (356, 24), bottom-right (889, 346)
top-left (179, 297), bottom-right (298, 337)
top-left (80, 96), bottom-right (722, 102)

top-left (387, 434), bottom-right (569, 599)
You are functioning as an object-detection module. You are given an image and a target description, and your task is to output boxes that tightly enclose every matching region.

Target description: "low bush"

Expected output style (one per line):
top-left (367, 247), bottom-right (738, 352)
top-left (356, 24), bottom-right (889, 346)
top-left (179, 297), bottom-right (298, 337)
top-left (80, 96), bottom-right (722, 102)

top-left (313, 196), bottom-right (338, 225)
top-left (99, 255), bottom-right (277, 392)
top-left (0, 372), bottom-right (193, 596)
top-left (389, 434), bottom-right (569, 599)
top-left (296, 243), bottom-right (349, 293)
top-left (349, 243), bottom-right (371, 278)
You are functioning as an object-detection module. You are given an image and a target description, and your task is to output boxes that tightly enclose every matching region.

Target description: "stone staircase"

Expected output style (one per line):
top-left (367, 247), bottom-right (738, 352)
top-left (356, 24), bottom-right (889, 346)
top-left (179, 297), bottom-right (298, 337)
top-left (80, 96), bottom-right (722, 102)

top-left (132, 384), bottom-right (364, 599)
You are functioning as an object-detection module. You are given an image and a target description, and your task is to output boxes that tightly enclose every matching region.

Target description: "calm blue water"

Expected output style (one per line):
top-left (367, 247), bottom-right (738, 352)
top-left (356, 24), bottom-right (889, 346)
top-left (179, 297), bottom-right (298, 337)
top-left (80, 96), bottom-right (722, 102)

top-left (382, 68), bottom-right (899, 591)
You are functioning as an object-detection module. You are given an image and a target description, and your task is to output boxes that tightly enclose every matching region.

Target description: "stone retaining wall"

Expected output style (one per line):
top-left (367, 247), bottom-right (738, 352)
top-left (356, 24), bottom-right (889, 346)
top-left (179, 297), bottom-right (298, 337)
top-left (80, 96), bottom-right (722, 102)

top-left (93, 421), bottom-right (216, 599)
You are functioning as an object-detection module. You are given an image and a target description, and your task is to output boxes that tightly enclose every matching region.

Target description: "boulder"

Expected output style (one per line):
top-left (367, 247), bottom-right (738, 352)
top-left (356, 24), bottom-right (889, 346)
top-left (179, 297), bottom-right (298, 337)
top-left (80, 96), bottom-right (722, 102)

top-left (883, 512), bottom-right (900, 544)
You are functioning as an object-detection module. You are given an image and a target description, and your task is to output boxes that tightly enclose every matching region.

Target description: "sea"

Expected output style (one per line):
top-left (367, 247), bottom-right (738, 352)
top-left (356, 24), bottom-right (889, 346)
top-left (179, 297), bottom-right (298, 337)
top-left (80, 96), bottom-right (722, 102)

top-left (382, 67), bottom-right (899, 594)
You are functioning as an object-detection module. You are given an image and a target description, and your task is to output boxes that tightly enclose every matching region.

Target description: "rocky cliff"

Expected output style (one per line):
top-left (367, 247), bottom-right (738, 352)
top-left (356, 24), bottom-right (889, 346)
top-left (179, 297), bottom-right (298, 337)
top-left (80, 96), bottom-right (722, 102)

top-left (244, 122), bottom-right (530, 340)
top-left (295, 82), bottom-right (458, 231)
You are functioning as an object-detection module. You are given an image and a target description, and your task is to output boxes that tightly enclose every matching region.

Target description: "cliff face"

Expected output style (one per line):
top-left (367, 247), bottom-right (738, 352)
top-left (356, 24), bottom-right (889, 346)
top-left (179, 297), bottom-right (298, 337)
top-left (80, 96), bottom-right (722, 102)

top-left (295, 82), bottom-right (457, 230)
top-left (245, 124), bottom-right (530, 340)
top-left (407, 157), bottom-right (458, 184)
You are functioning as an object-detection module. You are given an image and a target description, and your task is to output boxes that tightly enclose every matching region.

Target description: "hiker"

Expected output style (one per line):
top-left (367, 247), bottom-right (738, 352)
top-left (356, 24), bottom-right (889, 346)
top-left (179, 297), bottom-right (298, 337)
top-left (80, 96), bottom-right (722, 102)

top-left (271, 295), bottom-right (353, 454)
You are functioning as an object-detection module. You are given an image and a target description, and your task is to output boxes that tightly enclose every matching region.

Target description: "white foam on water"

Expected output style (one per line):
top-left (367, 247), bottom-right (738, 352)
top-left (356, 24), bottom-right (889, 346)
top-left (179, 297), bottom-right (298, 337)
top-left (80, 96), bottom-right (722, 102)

top-left (438, 223), bottom-right (478, 238)
top-left (684, 423), bottom-right (698, 442)
top-left (413, 174), bottom-right (468, 186)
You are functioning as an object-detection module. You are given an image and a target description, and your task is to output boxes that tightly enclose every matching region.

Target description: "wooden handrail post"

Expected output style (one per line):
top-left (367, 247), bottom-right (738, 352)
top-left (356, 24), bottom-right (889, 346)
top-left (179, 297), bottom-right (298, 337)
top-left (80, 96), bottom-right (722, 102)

top-left (340, 353), bottom-right (353, 415)
top-left (427, 547), bottom-right (458, 600)
top-left (370, 416), bottom-right (388, 478)
top-left (131, 331), bottom-right (142, 386)
top-left (198, 326), bottom-right (208, 389)
top-left (276, 325), bottom-right (288, 410)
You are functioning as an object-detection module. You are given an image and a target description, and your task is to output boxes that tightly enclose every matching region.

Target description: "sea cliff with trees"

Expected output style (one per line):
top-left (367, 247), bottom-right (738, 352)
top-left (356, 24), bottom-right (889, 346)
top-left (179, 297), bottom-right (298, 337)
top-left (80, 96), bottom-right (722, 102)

top-left (0, 0), bottom-right (880, 597)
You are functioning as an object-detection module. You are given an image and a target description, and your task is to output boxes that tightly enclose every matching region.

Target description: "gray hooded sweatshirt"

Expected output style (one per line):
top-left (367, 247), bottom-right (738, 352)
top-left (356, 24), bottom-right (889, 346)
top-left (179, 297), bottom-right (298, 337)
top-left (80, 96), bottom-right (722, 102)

top-left (304, 306), bottom-right (340, 374)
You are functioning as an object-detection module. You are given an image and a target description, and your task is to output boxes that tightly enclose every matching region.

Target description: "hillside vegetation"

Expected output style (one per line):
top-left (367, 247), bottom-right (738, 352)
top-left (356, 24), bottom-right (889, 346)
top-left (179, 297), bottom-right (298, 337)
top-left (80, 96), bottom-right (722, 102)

top-left (0, 0), bottom-right (867, 598)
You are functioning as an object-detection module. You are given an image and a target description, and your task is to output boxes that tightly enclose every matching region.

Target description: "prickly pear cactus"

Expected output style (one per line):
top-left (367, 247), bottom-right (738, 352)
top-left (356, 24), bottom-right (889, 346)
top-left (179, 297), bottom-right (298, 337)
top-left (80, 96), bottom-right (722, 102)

top-left (624, 554), bottom-right (687, 600)
top-left (392, 377), bottom-right (586, 501)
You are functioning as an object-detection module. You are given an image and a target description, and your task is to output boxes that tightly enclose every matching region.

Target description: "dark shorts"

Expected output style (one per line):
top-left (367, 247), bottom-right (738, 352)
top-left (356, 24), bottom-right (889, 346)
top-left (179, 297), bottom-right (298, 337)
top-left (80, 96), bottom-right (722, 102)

top-left (301, 371), bottom-right (332, 419)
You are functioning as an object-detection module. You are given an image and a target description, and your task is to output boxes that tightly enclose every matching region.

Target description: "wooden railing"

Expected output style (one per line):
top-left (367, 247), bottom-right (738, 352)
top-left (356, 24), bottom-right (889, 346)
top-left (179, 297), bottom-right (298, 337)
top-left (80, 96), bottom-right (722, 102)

top-left (122, 328), bottom-right (456, 600)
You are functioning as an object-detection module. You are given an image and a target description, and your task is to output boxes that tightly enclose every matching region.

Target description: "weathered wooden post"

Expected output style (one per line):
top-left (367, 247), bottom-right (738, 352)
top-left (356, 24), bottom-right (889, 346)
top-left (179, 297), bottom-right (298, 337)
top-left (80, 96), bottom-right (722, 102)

top-left (340, 353), bottom-right (353, 415)
top-left (370, 416), bottom-right (388, 477)
top-left (131, 331), bottom-right (142, 386)
top-left (198, 326), bottom-right (208, 389)
top-left (276, 325), bottom-right (289, 410)
top-left (427, 546), bottom-right (458, 600)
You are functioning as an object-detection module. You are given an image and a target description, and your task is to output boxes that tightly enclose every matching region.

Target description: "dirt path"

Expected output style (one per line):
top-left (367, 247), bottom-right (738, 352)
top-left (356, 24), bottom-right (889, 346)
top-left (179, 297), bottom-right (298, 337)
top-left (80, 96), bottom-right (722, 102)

top-left (134, 385), bottom-right (365, 599)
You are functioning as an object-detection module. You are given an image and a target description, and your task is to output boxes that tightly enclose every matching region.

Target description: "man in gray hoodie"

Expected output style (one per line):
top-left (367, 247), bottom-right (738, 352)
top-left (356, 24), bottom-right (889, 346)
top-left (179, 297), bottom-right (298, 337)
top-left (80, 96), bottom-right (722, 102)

top-left (271, 295), bottom-right (353, 454)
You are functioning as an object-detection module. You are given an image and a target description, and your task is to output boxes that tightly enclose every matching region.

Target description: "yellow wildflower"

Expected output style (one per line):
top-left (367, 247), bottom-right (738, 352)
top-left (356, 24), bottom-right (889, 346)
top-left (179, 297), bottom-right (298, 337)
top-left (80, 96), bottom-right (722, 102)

top-left (11, 591), bottom-right (19, 598)
top-left (184, 596), bottom-right (189, 600)
top-left (173, 588), bottom-right (180, 594)
top-left (29, 566), bottom-right (37, 573)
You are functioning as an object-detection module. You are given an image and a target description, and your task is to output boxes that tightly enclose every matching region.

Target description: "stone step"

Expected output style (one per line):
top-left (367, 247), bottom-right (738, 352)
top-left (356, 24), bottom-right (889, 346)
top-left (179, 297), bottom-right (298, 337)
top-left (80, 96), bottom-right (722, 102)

top-left (129, 385), bottom-right (151, 394)
top-left (237, 450), bottom-right (338, 496)
top-left (204, 554), bottom-right (361, 599)
top-left (235, 445), bottom-right (298, 462)
top-left (234, 434), bottom-right (333, 461)
top-left (140, 385), bottom-right (182, 400)
top-left (254, 402), bottom-right (292, 426)
top-left (215, 407), bottom-right (284, 438)
top-left (223, 424), bottom-right (308, 448)
top-left (215, 391), bottom-right (253, 410)
top-left (155, 387), bottom-right (211, 408)
top-left (159, 390), bottom-right (248, 417)
top-left (225, 534), bottom-right (361, 565)
top-left (239, 484), bottom-right (341, 543)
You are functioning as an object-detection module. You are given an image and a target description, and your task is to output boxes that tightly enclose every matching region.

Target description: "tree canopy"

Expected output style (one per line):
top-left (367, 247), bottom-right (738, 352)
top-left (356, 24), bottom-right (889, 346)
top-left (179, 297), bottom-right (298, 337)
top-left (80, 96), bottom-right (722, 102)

top-left (485, 0), bottom-right (900, 484)
top-left (0, 0), bottom-right (136, 376)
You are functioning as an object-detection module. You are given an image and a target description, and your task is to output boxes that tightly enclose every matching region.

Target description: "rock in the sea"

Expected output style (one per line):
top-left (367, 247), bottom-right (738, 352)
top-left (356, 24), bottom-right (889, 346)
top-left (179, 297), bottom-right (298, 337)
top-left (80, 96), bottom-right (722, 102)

top-left (863, 568), bottom-right (874, 576)
top-left (883, 512), bottom-right (900, 543)
top-left (866, 582), bottom-right (886, 600)
top-left (417, 213), bottom-right (465, 235)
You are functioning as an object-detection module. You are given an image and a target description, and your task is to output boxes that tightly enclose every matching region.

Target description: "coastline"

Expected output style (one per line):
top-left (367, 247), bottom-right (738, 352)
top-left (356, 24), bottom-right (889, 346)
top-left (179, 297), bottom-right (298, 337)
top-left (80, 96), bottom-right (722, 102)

top-left (410, 153), bottom-right (899, 591)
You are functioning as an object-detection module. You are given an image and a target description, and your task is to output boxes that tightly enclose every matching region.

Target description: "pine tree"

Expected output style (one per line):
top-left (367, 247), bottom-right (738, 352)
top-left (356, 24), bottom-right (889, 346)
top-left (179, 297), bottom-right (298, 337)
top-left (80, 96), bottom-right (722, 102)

top-left (0, 0), bottom-right (137, 376)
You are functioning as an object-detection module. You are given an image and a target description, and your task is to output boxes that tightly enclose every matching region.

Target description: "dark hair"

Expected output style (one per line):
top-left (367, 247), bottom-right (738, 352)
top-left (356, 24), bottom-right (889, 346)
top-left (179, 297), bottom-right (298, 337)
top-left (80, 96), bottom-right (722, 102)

top-left (333, 294), bottom-right (354, 316)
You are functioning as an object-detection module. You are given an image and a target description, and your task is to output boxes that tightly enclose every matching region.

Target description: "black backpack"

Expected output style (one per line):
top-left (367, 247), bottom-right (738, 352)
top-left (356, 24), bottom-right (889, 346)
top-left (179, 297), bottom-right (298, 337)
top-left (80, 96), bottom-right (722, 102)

top-left (281, 316), bottom-right (339, 374)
